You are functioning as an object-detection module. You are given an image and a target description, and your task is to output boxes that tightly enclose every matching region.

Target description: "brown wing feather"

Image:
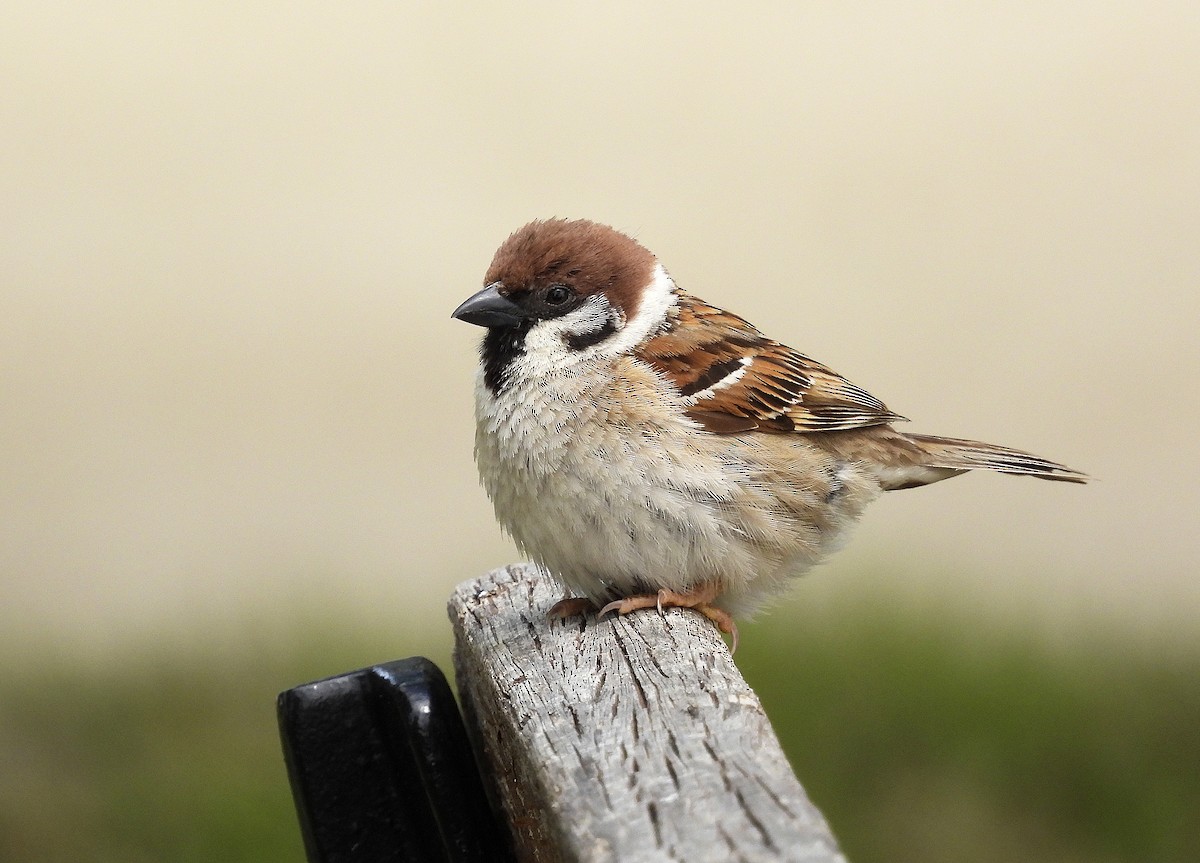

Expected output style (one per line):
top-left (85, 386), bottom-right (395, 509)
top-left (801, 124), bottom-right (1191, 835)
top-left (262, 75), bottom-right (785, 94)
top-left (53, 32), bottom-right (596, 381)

top-left (637, 293), bottom-right (906, 435)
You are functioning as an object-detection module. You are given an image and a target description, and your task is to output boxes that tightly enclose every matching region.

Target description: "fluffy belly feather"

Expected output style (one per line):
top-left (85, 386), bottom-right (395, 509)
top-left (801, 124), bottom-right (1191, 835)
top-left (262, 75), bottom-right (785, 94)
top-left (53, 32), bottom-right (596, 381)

top-left (473, 361), bottom-right (880, 616)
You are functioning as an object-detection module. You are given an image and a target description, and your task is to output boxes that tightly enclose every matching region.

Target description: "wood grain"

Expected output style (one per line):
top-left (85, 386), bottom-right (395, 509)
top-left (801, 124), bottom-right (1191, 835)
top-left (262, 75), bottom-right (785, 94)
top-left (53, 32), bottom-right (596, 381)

top-left (449, 563), bottom-right (847, 863)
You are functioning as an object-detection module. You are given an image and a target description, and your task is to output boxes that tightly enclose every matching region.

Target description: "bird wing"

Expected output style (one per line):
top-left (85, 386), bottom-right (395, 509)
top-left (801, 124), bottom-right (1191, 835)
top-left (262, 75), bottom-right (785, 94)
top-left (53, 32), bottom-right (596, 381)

top-left (636, 293), bottom-right (906, 434)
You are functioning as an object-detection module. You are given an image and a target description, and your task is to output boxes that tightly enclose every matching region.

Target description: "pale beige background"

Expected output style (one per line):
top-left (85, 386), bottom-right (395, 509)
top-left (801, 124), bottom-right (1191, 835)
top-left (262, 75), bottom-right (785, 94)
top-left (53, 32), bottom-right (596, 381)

top-left (3, 2), bottom-right (1197, 658)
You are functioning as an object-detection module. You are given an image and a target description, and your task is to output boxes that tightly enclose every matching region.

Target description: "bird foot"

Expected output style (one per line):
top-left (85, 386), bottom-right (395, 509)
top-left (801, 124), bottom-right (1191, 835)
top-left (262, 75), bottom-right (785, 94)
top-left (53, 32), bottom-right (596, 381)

top-left (546, 596), bottom-right (597, 620)
top-left (598, 583), bottom-right (739, 653)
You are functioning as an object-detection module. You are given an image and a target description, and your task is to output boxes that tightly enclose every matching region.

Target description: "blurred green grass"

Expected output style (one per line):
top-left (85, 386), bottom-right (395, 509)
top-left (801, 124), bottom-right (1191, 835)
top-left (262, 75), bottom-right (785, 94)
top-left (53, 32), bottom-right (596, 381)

top-left (739, 597), bottom-right (1200, 863)
top-left (1, 589), bottom-right (1197, 863)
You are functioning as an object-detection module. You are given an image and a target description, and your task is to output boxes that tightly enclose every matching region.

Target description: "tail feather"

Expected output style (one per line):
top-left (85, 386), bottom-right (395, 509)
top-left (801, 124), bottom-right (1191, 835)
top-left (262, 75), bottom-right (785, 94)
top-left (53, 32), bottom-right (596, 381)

top-left (903, 433), bottom-right (1089, 485)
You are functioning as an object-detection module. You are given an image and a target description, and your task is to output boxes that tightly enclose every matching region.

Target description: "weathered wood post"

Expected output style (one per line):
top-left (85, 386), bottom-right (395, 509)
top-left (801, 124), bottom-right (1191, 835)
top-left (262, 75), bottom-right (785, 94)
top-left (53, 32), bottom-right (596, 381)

top-left (450, 563), bottom-right (847, 863)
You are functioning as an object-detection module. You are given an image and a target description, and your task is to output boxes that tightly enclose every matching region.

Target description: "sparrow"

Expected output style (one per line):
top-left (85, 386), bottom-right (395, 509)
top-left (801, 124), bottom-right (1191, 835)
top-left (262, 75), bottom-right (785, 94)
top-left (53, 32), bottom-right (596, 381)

top-left (452, 218), bottom-right (1086, 650)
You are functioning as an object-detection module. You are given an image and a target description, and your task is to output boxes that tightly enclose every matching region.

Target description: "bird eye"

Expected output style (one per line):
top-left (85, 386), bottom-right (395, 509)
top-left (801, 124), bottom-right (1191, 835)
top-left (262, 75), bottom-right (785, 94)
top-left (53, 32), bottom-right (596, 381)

top-left (544, 284), bottom-right (573, 305)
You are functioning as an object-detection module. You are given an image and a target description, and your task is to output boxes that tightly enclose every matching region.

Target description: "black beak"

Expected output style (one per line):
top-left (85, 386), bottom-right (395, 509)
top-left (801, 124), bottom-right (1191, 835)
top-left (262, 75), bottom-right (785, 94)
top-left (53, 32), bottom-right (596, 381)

top-left (451, 284), bottom-right (526, 328)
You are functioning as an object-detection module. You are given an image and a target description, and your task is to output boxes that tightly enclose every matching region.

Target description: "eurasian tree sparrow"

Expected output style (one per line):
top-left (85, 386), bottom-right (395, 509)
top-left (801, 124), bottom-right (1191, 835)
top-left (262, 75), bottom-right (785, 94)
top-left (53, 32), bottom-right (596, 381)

top-left (453, 219), bottom-right (1086, 649)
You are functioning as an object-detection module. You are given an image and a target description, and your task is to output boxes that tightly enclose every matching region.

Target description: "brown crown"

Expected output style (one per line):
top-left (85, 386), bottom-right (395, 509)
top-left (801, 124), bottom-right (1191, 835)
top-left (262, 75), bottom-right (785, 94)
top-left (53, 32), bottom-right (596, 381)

top-left (484, 219), bottom-right (657, 321)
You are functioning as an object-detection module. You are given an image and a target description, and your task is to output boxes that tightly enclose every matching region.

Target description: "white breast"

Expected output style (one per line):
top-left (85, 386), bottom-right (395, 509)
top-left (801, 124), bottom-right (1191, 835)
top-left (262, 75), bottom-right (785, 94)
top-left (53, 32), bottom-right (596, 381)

top-left (472, 349), bottom-right (881, 617)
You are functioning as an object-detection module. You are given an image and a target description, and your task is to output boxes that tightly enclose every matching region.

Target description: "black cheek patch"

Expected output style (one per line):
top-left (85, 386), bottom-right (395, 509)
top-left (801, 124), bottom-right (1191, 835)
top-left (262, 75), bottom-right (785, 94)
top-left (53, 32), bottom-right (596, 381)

top-left (565, 318), bottom-right (619, 351)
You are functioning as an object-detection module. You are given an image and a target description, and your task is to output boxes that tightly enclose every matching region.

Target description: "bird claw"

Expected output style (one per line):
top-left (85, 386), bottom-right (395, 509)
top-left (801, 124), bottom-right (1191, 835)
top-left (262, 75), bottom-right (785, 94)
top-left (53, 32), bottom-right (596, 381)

top-left (597, 584), bottom-right (740, 653)
top-left (597, 594), bottom-right (659, 619)
top-left (547, 597), bottom-right (596, 620)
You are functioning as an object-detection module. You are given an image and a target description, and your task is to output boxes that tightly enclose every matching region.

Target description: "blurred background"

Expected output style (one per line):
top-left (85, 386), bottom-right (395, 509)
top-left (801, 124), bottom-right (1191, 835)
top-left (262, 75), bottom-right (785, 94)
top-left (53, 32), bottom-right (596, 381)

top-left (2, 2), bottom-right (1197, 861)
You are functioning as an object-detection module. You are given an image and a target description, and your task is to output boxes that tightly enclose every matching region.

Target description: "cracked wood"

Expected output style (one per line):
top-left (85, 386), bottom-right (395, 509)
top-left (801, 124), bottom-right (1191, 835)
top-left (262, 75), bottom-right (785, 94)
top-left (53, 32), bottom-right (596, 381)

top-left (449, 563), bottom-right (848, 863)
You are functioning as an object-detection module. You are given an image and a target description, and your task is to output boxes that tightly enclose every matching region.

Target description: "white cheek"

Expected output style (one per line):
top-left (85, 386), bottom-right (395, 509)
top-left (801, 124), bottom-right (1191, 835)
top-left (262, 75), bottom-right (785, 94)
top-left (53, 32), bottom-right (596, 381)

top-left (504, 263), bottom-right (679, 383)
top-left (535, 262), bottom-right (680, 361)
top-left (518, 295), bottom-right (617, 376)
top-left (525, 295), bottom-right (611, 350)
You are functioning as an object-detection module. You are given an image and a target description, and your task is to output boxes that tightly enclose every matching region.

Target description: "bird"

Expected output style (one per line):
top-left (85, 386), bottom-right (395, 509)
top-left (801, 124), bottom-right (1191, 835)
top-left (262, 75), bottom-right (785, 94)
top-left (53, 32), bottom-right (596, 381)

top-left (452, 218), bottom-right (1087, 650)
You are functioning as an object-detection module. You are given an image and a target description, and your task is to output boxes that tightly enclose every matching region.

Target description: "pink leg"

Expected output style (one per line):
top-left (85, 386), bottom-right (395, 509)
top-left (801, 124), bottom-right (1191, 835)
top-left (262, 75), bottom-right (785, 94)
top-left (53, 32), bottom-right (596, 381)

top-left (597, 582), bottom-right (739, 653)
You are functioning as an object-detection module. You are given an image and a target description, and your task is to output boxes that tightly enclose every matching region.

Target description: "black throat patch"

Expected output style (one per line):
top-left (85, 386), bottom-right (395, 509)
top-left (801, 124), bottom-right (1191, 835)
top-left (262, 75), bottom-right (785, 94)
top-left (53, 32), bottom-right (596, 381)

top-left (481, 323), bottom-right (531, 394)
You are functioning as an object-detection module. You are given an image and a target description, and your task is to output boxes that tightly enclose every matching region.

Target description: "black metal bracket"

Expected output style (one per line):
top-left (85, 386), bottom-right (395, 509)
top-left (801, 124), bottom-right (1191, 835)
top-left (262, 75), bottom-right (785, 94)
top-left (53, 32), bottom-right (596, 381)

top-left (277, 657), bottom-right (514, 863)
